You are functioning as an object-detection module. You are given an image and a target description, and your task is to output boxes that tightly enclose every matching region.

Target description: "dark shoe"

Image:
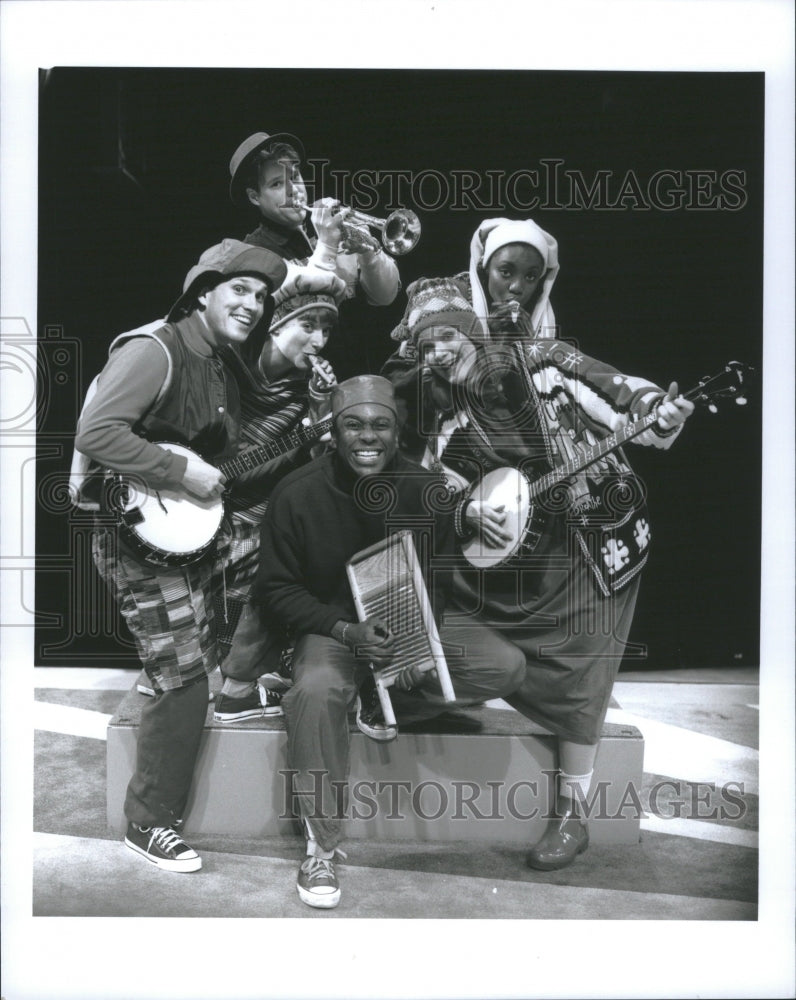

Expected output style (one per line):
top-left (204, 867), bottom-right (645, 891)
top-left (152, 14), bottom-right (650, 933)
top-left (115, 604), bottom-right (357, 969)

top-left (124, 822), bottom-right (202, 873)
top-left (297, 856), bottom-right (341, 909)
top-left (401, 711), bottom-right (483, 735)
top-left (526, 808), bottom-right (589, 871)
top-left (355, 676), bottom-right (397, 742)
top-left (213, 684), bottom-right (283, 722)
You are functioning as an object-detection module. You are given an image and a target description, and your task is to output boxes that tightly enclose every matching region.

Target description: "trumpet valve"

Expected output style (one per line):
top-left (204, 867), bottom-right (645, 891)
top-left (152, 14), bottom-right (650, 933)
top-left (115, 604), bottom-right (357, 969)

top-left (334, 205), bottom-right (421, 256)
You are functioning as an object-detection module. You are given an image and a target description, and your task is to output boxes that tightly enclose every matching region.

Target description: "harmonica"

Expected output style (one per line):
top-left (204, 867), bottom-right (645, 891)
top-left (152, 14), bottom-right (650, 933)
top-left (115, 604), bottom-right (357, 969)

top-left (308, 354), bottom-right (335, 386)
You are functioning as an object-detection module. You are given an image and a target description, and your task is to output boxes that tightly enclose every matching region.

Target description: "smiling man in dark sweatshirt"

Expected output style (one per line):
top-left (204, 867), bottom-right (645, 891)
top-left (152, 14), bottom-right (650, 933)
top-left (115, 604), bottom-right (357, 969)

top-left (251, 374), bottom-right (525, 909)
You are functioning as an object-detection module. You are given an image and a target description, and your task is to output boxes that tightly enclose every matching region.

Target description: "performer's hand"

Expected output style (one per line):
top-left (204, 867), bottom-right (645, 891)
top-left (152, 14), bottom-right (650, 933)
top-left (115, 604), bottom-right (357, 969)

top-left (302, 389), bottom-right (335, 443)
top-left (466, 501), bottom-right (514, 548)
top-left (345, 618), bottom-right (395, 668)
top-left (345, 228), bottom-right (380, 255)
top-left (656, 382), bottom-right (695, 431)
top-left (308, 357), bottom-right (337, 396)
top-left (181, 454), bottom-right (226, 499)
top-left (311, 199), bottom-right (379, 255)
top-left (488, 300), bottom-right (534, 338)
top-left (394, 663), bottom-right (424, 692)
top-left (311, 197), bottom-right (346, 248)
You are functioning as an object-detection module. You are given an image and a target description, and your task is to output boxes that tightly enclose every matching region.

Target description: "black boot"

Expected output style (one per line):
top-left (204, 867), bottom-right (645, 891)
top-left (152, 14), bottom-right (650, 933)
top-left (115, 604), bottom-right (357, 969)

top-left (526, 794), bottom-right (589, 871)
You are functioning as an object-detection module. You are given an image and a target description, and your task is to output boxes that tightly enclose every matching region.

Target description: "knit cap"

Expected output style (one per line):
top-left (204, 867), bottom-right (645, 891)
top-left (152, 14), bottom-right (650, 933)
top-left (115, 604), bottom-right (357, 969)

top-left (389, 277), bottom-right (486, 345)
top-left (270, 264), bottom-right (347, 332)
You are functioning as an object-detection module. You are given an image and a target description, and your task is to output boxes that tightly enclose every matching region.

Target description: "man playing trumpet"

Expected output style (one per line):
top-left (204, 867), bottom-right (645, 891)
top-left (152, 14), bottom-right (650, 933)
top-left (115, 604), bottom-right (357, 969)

top-left (229, 130), bottom-right (401, 309)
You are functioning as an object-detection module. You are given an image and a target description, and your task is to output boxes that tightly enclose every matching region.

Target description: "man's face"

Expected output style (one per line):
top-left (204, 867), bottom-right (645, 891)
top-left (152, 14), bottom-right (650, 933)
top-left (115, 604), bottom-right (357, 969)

top-left (198, 275), bottom-right (268, 345)
top-left (246, 156), bottom-right (308, 229)
top-left (486, 243), bottom-right (546, 308)
top-left (333, 402), bottom-right (398, 477)
top-left (270, 307), bottom-right (335, 373)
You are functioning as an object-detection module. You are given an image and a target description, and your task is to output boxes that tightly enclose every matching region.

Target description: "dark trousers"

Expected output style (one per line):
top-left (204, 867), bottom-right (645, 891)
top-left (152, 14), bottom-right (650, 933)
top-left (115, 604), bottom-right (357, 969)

top-left (124, 676), bottom-right (210, 827)
top-left (221, 603), bottom-right (285, 682)
top-left (283, 622), bottom-right (526, 852)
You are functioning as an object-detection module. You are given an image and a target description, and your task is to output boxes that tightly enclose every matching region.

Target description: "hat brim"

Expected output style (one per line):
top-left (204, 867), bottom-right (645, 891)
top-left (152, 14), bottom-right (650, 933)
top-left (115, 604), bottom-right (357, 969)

top-left (229, 132), bottom-right (306, 206)
top-left (166, 248), bottom-right (287, 323)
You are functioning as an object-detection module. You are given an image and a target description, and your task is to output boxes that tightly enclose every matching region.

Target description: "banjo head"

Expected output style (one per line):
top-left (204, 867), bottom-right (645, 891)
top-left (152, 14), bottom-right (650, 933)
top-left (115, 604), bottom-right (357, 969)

top-left (117, 441), bottom-right (225, 563)
top-left (461, 467), bottom-right (532, 568)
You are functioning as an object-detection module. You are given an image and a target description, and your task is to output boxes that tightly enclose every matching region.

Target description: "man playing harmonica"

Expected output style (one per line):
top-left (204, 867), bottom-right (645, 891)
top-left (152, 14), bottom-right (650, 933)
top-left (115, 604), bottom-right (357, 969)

top-left (250, 375), bottom-right (525, 909)
top-left (210, 265), bottom-right (349, 721)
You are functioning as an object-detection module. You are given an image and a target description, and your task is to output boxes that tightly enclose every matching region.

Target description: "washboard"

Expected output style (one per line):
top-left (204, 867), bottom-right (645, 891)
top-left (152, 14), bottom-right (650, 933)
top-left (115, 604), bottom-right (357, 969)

top-left (346, 530), bottom-right (455, 726)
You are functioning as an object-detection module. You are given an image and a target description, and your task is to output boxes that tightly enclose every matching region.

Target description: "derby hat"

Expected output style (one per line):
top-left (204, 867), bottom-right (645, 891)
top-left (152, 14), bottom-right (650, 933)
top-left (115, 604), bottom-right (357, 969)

top-left (229, 131), bottom-right (306, 205)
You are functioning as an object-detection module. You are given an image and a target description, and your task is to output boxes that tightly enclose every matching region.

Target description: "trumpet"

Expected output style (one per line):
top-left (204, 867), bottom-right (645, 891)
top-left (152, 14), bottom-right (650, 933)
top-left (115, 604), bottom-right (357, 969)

top-left (295, 195), bottom-right (421, 256)
top-left (335, 206), bottom-right (422, 256)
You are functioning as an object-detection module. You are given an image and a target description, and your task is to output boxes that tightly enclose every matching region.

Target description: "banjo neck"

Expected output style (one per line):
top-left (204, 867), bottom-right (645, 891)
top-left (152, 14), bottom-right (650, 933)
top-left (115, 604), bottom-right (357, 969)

top-left (463, 360), bottom-right (751, 570)
top-left (216, 414), bottom-right (333, 482)
top-left (529, 408), bottom-right (661, 500)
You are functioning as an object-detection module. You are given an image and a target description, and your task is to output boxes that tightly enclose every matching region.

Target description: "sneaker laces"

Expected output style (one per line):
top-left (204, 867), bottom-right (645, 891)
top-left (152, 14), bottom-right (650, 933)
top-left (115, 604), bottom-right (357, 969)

top-left (303, 848), bottom-right (347, 882)
top-left (358, 677), bottom-right (383, 723)
top-left (303, 856), bottom-right (335, 883)
top-left (148, 826), bottom-right (185, 852)
top-left (259, 686), bottom-right (283, 708)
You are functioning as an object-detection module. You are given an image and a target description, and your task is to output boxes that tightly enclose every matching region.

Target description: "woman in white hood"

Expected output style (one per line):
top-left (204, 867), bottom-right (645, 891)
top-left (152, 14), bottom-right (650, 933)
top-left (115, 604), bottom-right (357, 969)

top-left (465, 216), bottom-right (559, 342)
top-left (383, 217), bottom-right (694, 875)
top-left (387, 216), bottom-right (560, 365)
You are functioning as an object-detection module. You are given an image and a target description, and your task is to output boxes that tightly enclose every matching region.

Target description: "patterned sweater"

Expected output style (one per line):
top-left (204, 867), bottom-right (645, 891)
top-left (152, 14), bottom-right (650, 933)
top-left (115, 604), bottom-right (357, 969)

top-left (387, 339), bottom-right (683, 594)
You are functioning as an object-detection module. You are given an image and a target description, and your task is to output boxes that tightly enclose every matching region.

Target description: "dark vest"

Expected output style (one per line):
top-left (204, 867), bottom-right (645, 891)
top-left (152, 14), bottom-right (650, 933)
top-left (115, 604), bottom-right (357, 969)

top-left (244, 220), bottom-right (314, 260)
top-left (114, 318), bottom-right (242, 465)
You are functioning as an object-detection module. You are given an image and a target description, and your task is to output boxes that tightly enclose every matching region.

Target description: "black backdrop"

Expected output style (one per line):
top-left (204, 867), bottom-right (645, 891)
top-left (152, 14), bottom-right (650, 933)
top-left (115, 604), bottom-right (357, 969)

top-left (35, 67), bottom-right (762, 670)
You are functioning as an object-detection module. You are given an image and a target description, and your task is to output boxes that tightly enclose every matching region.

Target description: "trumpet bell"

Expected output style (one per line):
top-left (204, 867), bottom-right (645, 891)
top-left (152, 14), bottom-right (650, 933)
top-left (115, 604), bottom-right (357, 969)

top-left (381, 209), bottom-right (421, 255)
top-left (339, 206), bottom-right (422, 256)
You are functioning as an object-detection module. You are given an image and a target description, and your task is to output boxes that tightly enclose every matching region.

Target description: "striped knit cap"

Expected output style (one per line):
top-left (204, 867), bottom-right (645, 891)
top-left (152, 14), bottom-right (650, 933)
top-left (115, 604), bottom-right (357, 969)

top-left (270, 264), bottom-right (347, 331)
top-left (389, 277), bottom-right (486, 345)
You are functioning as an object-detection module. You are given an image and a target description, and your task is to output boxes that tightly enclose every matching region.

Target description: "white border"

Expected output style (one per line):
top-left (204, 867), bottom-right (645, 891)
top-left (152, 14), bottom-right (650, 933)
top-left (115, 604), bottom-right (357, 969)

top-left (2, 2), bottom-right (794, 999)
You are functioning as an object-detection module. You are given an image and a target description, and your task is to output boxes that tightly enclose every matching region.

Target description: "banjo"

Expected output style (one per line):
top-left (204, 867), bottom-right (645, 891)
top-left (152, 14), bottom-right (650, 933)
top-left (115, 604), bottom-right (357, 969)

top-left (462, 361), bottom-right (751, 569)
top-left (104, 415), bottom-right (333, 566)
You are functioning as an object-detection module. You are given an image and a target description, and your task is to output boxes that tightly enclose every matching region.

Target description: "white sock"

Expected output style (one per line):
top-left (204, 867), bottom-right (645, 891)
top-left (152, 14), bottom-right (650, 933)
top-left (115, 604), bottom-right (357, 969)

top-left (220, 678), bottom-right (256, 699)
top-left (558, 770), bottom-right (594, 806)
top-left (304, 820), bottom-right (335, 861)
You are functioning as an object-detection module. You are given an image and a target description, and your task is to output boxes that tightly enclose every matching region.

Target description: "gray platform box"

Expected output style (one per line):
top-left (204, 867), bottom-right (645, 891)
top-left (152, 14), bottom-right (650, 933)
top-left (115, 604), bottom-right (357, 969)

top-left (107, 688), bottom-right (643, 846)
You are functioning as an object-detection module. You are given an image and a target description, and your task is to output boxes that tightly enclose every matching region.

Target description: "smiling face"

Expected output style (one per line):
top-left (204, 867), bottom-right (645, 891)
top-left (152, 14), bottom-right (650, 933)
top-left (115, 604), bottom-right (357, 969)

top-left (333, 402), bottom-right (398, 477)
top-left (485, 243), bottom-right (546, 309)
top-left (270, 307), bottom-right (335, 374)
top-left (246, 155), bottom-right (308, 229)
top-left (417, 325), bottom-right (478, 385)
top-left (198, 275), bottom-right (268, 346)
